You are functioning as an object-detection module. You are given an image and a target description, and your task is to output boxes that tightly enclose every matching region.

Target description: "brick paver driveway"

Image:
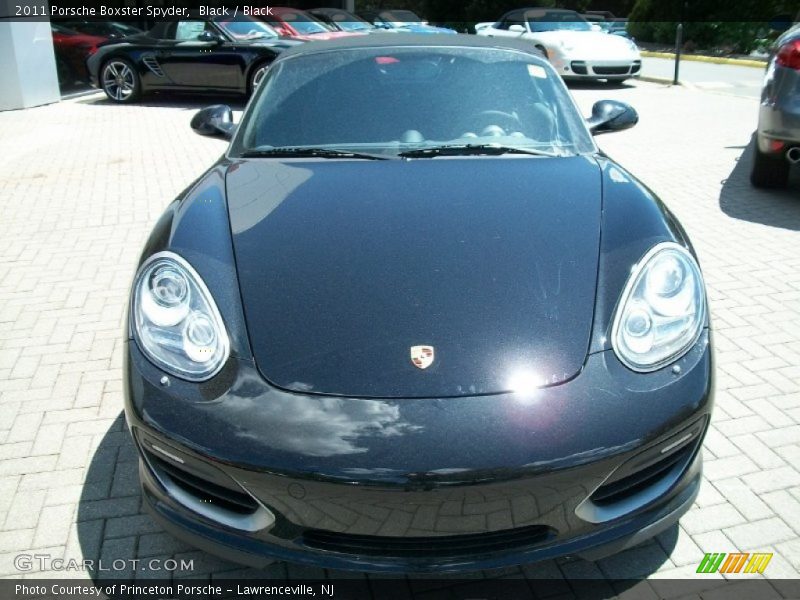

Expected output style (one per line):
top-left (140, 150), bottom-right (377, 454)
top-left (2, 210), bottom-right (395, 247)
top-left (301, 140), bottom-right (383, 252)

top-left (1, 80), bottom-right (799, 597)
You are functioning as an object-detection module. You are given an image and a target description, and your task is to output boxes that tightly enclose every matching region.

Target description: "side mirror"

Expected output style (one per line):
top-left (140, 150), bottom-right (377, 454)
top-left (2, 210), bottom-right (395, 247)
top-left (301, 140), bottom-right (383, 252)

top-left (509, 24), bottom-right (526, 34)
top-left (198, 30), bottom-right (224, 44)
top-left (191, 105), bottom-right (235, 140)
top-left (587, 100), bottom-right (638, 135)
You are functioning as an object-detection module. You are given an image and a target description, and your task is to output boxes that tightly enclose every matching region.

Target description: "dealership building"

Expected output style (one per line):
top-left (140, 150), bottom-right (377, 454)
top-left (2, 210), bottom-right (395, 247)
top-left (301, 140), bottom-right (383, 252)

top-left (0, 0), bottom-right (356, 111)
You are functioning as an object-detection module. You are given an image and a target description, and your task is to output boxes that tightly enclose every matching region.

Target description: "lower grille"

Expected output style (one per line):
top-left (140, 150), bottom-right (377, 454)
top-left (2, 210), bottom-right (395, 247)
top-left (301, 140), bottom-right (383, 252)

top-left (590, 444), bottom-right (693, 506)
top-left (302, 525), bottom-right (555, 558)
top-left (146, 451), bottom-right (259, 515)
top-left (593, 66), bottom-right (631, 75)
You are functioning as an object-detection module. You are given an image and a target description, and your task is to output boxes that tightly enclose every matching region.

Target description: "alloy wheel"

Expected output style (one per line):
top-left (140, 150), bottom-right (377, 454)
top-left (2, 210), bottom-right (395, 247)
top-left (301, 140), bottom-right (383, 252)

top-left (102, 61), bottom-right (136, 101)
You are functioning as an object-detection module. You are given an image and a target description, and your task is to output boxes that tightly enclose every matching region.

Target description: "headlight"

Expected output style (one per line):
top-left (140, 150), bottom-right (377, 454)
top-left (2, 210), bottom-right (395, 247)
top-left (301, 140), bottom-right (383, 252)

top-left (132, 252), bottom-right (229, 381)
top-left (612, 242), bottom-right (706, 371)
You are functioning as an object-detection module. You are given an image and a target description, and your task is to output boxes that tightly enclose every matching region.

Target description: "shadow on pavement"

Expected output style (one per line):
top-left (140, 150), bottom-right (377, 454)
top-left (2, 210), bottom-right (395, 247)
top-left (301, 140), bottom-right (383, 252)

top-left (566, 80), bottom-right (636, 92)
top-left (77, 413), bottom-right (676, 595)
top-left (720, 136), bottom-right (800, 231)
top-left (78, 93), bottom-right (248, 112)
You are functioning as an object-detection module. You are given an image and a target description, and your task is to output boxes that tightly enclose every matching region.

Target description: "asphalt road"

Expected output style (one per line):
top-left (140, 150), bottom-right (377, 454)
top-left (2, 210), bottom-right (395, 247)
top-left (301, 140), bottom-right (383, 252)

top-left (641, 56), bottom-right (767, 98)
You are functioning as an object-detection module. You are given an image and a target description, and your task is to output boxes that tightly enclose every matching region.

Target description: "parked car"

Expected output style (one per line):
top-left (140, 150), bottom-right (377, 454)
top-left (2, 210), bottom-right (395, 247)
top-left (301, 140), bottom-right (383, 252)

top-left (359, 9), bottom-right (457, 34)
top-left (751, 21), bottom-right (800, 188)
top-left (58, 20), bottom-right (144, 40)
top-left (606, 19), bottom-right (634, 40)
top-left (50, 23), bottom-right (105, 85)
top-left (125, 34), bottom-right (713, 573)
top-left (308, 8), bottom-right (377, 34)
top-left (258, 7), bottom-right (365, 41)
top-left (86, 15), bottom-right (302, 103)
top-left (477, 8), bottom-right (641, 82)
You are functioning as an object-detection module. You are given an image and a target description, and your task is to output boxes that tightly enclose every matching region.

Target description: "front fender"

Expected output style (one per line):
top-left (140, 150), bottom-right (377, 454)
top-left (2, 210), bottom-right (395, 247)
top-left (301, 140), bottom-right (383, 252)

top-left (130, 160), bottom-right (253, 361)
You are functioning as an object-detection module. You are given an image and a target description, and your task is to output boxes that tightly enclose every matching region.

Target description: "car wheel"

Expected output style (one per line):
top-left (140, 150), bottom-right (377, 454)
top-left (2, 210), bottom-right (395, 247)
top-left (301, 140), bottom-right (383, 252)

top-left (101, 58), bottom-right (140, 103)
top-left (750, 146), bottom-right (790, 189)
top-left (248, 62), bottom-right (270, 95)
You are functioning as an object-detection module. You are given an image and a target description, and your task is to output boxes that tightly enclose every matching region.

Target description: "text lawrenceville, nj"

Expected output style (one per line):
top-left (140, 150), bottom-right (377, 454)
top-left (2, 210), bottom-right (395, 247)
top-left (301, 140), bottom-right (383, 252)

top-left (16, 584), bottom-right (326, 596)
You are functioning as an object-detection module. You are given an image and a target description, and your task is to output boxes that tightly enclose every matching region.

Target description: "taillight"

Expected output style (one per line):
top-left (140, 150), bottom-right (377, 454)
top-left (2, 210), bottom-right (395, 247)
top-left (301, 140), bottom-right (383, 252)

top-left (776, 39), bottom-right (800, 70)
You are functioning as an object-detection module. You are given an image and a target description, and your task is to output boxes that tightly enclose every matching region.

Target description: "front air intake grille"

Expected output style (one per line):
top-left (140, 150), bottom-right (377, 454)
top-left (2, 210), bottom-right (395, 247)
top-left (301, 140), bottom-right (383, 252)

top-left (590, 443), bottom-right (694, 506)
top-left (146, 451), bottom-right (259, 515)
top-left (302, 525), bottom-right (555, 558)
top-left (571, 61), bottom-right (588, 75)
top-left (593, 66), bottom-right (631, 75)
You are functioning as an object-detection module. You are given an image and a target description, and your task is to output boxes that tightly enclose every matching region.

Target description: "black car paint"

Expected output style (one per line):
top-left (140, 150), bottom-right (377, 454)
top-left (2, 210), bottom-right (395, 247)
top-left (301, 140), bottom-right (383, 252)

top-left (124, 35), bottom-right (713, 570)
top-left (228, 157), bottom-right (601, 398)
top-left (124, 151), bottom-right (713, 570)
top-left (86, 21), bottom-right (301, 95)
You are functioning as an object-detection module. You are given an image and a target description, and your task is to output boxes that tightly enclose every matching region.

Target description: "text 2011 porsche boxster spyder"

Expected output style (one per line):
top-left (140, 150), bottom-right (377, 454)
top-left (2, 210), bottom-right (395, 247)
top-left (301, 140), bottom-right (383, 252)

top-left (124, 35), bottom-right (713, 573)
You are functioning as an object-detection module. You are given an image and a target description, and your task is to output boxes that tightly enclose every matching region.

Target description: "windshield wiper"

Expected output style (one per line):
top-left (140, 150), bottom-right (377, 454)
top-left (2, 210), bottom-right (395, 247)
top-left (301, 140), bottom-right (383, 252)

top-left (241, 147), bottom-right (392, 160)
top-left (398, 144), bottom-right (560, 159)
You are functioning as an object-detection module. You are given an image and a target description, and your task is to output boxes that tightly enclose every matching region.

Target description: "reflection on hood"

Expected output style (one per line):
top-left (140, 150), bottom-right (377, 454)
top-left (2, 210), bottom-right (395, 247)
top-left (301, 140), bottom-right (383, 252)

top-left (226, 372), bottom-right (422, 457)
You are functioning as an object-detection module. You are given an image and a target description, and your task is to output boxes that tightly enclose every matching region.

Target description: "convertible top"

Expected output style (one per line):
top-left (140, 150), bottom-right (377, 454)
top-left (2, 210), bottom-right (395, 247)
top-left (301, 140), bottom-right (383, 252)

top-left (273, 32), bottom-right (548, 61)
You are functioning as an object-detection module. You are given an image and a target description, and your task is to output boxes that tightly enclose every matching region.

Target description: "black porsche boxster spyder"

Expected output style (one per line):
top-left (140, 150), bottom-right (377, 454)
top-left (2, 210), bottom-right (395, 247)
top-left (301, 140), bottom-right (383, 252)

top-left (124, 35), bottom-right (714, 573)
top-left (87, 15), bottom-right (302, 102)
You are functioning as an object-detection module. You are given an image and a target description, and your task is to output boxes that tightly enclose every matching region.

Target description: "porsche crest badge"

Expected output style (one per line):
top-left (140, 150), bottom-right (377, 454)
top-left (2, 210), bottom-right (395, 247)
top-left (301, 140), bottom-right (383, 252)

top-left (410, 345), bottom-right (435, 370)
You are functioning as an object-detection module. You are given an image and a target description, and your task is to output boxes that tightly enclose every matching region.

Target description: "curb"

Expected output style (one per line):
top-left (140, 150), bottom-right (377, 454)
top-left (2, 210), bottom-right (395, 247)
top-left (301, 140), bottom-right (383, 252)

top-left (638, 74), bottom-right (680, 86)
top-left (640, 50), bottom-right (767, 69)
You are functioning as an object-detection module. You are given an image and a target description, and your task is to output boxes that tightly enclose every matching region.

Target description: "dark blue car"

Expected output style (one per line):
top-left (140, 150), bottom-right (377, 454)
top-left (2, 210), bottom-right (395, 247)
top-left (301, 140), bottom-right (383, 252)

top-left (125, 35), bottom-right (713, 573)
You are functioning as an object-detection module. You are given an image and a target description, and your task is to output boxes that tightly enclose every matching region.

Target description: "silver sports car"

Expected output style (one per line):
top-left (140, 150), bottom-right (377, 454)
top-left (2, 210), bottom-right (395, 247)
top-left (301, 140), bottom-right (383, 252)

top-left (751, 19), bottom-right (800, 188)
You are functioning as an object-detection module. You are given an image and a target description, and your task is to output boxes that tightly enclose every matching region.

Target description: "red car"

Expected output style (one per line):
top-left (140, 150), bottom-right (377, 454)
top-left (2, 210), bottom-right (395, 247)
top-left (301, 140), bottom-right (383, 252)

top-left (257, 7), bottom-right (365, 41)
top-left (50, 24), bottom-right (105, 86)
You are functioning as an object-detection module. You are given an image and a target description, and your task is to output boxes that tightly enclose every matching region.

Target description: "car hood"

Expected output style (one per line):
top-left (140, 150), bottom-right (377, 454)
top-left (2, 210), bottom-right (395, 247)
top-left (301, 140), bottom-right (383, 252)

top-left (395, 24), bottom-right (457, 34)
top-left (249, 37), bottom-right (304, 49)
top-left (537, 30), bottom-right (638, 57)
top-left (226, 156), bottom-right (602, 398)
top-left (290, 30), bottom-right (364, 41)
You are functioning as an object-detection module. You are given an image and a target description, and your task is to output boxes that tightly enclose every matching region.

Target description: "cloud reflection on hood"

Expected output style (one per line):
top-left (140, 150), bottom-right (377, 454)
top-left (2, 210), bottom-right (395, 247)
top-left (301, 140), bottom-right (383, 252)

top-left (224, 372), bottom-right (422, 457)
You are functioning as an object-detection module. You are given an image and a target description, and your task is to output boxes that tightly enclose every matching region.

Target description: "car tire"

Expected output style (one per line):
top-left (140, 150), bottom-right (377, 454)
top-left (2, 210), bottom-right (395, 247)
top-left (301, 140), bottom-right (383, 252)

top-left (248, 62), bottom-right (271, 96)
top-left (750, 146), bottom-right (790, 189)
top-left (101, 58), bottom-right (141, 103)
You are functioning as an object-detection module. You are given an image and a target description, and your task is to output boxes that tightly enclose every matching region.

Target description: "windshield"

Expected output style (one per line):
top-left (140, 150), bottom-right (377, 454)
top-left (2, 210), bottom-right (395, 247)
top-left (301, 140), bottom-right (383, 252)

top-left (279, 11), bottom-right (330, 35)
top-left (235, 47), bottom-right (594, 158)
top-left (528, 12), bottom-right (592, 32)
top-left (330, 13), bottom-right (373, 31)
top-left (382, 9), bottom-right (424, 25)
top-left (217, 16), bottom-right (278, 39)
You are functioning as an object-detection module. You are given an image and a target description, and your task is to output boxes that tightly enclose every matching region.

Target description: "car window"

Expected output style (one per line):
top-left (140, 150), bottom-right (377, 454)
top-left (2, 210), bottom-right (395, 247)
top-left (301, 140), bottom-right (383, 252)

top-left (329, 12), bottom-right (372, 31)
top-left (236, 47), bottom-right (595, 157)
top-left (381, 10), bottom-right (423, 24)
top-left (174, 21), bottom-right (211, 41)
top-left (527, 11), bottom-right (592, 32)
top-left (217, 17), bottom-right (278, 40)
top-left (277, 11), bottom-right (330, 35)
top-left (497, 12), bottom-right (524, 30)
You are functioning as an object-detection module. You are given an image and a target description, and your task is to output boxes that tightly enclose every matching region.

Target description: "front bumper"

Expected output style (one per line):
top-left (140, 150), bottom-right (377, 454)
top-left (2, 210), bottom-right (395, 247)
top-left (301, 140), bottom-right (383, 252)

top-left (124, 331), bottom-right (713, 573)
top-left (757, 63), bottom-right (800, 155)
top-left (548, 54), bottom-right (641, 80)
